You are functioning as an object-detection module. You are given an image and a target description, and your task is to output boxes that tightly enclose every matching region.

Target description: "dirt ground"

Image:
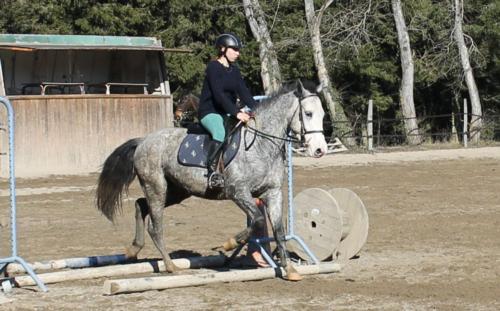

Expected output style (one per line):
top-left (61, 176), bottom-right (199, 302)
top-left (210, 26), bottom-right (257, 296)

top-left (0, 147), bottom-right (499, 310)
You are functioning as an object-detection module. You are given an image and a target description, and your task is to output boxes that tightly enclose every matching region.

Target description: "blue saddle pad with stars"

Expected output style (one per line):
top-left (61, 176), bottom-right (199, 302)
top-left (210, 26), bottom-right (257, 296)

top-left (177, 125), bottom-right (242, 169)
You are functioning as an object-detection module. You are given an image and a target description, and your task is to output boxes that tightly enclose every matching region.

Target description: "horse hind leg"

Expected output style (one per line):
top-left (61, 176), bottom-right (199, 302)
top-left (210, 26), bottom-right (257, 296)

top-left (136, 170), bottom-right (189, 273)
top-left (125, 198), bottom-right (148, 259)
top-left (148, 187), bottom-right (190, 272)
top-left (140, 176), bottom-right (181, 273)
top-left (147, 201), bottom-right (178, 273)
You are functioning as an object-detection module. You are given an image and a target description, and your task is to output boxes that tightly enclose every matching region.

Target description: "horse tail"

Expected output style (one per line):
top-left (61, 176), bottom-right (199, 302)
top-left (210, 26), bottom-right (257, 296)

top-left (96, 138), bottom-right (143, 222)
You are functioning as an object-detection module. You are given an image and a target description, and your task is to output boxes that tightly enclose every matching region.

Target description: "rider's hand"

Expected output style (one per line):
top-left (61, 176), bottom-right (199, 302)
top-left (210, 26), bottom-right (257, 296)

top-left (236, 112), bottom-right (251, 123)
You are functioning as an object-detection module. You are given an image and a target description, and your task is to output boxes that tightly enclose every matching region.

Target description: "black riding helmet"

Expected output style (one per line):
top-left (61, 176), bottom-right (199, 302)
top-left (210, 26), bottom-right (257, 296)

top-left (215, 33), bottom-right (243, 52)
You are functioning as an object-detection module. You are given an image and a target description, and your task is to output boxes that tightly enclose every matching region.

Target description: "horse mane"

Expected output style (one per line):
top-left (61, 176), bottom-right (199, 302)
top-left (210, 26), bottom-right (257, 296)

top-left (254, 80), bottom-right (319, 112)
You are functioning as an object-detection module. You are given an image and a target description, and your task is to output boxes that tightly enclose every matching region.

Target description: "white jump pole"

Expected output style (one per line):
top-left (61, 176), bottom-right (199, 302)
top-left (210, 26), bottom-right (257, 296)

top-left (6, 254), bottom-right (129, 274)
top-left (11, 255), bottom-right (226, 287)
top-left (103, 263), bottom-right (342, 295)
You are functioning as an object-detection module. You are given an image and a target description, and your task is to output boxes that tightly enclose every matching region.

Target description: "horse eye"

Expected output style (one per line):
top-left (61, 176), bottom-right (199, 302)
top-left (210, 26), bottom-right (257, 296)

top-left (305, 111), bottom-right (313, 118)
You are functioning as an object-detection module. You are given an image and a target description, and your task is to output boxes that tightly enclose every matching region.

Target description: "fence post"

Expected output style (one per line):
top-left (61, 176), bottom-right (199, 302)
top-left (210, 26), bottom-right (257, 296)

top-left (367, 99), bottom-right (373, 151)
top-left (463, 98), bottom-right (468, 148)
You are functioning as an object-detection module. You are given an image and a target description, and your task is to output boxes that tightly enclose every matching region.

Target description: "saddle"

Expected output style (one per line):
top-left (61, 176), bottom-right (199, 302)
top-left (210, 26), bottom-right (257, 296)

top-left (177, 123), bottom-right (242, 169)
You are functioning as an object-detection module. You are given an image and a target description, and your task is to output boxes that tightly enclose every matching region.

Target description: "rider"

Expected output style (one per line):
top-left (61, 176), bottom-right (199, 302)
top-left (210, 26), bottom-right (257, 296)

top-left (198, 33), bottom-right (256, 188)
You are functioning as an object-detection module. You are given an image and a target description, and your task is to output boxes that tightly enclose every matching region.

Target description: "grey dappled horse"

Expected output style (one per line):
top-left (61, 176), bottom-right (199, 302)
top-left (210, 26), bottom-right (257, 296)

top-left (96, 82), bottom-right (328, 280)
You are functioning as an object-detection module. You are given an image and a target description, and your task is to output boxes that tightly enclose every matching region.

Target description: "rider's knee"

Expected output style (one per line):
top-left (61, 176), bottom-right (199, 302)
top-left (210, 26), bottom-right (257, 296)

top-left (212, 128), bottom-right (225, 142)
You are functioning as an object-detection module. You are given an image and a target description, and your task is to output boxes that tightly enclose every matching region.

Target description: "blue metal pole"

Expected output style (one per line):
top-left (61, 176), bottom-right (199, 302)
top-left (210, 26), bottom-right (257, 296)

top-left (285, 139), bottom-right (320, 264)
top-left (6, 98), bottom-right (17, 258)
top-left (287, 140), bottom-right (294, 235)
top-left (0, 96), bottom-right (48, 292)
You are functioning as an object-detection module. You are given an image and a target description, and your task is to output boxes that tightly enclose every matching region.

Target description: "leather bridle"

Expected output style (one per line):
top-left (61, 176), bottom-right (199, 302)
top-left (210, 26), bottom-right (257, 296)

top-left (294, 94), bottom-right (324, 144)
top-left (243, 93), bottom-right (324, 145)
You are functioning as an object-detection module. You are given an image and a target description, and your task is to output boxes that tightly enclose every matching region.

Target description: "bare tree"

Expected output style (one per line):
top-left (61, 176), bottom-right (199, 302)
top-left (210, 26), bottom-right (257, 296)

top-left (320, 1), bottom-right (373, 57)
top-left (304, 0), bottom-right (354, 144)
top-left (243, 0), bottom-right (282, 95)
top-left (453, 0), bottom-right (482, 143)
top-left (391, 0), bottom-right (421, 144)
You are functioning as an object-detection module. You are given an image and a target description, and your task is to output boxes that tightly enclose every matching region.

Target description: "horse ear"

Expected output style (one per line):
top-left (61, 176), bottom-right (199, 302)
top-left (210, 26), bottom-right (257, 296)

top-left (316, 82), bottom-right (324, 94)
top-left (294, 80), bottom-right (305, 98)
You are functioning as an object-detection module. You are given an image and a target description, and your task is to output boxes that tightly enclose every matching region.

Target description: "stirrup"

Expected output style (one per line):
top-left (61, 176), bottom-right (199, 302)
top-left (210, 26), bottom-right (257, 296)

top-left (208, 172), bottom-right (224, 188)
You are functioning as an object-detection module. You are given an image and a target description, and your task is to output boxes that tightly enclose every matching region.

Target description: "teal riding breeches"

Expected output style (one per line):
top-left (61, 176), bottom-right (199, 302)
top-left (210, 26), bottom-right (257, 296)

top-left (200, 113), bottom-right (226, 143)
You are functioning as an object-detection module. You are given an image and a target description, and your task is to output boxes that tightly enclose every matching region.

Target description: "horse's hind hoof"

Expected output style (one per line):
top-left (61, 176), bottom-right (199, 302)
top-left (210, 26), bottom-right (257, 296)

top-left (124, 245), bottom-right (141, 260)
top-left (223, 238), bottom-right (238, 251)
top-left (166, 264), bottom-right (180, 273)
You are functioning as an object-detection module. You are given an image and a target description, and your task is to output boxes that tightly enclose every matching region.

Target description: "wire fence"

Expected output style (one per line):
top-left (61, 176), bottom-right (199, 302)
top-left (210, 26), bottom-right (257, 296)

top-left (173, 106), bottom-right (500, 151)
top-left (325, 112), bottom-right (500, 149)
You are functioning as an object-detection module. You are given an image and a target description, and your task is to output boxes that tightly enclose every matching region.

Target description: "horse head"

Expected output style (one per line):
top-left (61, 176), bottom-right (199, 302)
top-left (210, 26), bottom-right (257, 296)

top-left (289, 81), bottom-right (328, 158)
top-left (175, 94), bottom-right (200, 121)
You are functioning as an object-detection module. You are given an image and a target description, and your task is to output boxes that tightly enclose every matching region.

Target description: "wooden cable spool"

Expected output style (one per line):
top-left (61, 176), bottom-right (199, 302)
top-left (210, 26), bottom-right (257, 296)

top-left (289, 188), bottom-right (342, 261)
top-left (328, 188), bottom-right (369, 262)
top-left (290, 188), bottom-right (369, 263)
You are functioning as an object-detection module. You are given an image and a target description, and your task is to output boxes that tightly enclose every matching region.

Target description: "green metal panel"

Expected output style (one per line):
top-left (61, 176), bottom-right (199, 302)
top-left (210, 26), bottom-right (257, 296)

top-left (0, 34), bottom-right (163, 50)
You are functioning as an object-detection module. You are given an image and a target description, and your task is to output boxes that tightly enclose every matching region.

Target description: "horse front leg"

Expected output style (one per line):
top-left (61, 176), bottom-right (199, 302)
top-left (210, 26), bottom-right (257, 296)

top-left (223, 186), bottom-right (266, 251)
top-left (264, 188), bottom-right (303, 281)
top-left (125, 198), bottom-right (149, 259)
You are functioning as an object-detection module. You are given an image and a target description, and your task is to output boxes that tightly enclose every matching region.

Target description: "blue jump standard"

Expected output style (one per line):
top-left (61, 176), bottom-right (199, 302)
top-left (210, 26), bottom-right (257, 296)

top-left (0, 97), bottom-right (47, 292)
top-left (246, 138), bottom-right (320, 267)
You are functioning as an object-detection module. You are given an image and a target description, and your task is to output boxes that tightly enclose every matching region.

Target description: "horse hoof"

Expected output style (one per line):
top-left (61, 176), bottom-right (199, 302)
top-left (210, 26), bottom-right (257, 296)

top-left (166, 264), bottom-right (180, 273)
top-left (124, 246), bottom-right (140, 260)
top-left (285, 271), bottom-right (303, 281)
top-left (223, 238), bottom-right (238, 251)
top-left (285, 266), bottom-right (303, 281)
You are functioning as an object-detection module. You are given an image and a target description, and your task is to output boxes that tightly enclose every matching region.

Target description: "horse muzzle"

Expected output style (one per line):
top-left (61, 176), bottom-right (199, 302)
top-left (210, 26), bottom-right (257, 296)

top-left (303, 133), bottom-right (328, 158)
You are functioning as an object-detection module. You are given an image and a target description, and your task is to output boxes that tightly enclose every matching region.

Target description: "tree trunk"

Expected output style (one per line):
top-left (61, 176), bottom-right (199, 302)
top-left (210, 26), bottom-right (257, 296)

top-left (0, 59), bottom-right (5, 96)
top-left (304, 0), bottom-right (355, 145)
top-left (391, 0), bottom-right (421, 145)
top-left (453, 0), bottom-right (482, 143)
top-left (243, 0), bottom-right (282, 95)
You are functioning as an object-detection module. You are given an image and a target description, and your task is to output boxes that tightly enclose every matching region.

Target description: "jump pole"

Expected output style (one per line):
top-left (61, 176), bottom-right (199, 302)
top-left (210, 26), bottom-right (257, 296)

top-left (103, 262), bottom-right (341, 295)
top-left (6, 254), bottom-right (130, 274)
top-left (10, 255), bottom-right (226, 287)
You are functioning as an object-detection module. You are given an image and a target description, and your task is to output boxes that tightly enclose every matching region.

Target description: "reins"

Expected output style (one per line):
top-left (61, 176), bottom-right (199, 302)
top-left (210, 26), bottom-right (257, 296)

top-left (245, 121), bottom-right (301, 143)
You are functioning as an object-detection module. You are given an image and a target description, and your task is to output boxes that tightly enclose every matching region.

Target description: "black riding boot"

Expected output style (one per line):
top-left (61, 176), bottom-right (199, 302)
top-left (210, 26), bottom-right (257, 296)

top-left (207, 140), bottom-right (224, 188)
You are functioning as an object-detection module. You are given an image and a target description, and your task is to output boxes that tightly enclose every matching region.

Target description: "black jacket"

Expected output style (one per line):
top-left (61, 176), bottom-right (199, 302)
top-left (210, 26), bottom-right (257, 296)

top-left (198, 60), bottom-right (256, 120)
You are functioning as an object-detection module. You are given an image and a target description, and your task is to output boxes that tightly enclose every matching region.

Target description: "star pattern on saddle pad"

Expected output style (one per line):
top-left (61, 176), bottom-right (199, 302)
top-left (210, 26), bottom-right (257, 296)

top-left (177, 129), bottom-right (242, 169)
